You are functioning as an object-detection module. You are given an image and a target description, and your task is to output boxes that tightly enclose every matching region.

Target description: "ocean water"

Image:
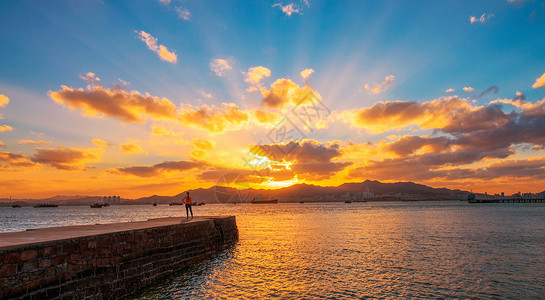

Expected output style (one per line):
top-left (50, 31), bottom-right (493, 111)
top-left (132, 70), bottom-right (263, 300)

top-left (2, 202), bottom-right (545, 298)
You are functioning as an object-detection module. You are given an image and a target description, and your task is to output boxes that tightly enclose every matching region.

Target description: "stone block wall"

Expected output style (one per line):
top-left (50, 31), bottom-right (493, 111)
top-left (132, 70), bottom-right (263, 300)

top-left (0, 216), bottom-right (238, 299)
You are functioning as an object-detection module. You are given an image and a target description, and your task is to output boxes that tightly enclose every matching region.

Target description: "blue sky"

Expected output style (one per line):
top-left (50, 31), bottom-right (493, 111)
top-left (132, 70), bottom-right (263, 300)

top-left (1, 0), bottom-right (545, 197)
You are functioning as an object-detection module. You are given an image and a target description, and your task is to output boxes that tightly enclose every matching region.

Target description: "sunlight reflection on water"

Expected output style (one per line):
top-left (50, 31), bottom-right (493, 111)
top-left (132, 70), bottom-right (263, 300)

top-left (2, 202), bottom-right (544, 298)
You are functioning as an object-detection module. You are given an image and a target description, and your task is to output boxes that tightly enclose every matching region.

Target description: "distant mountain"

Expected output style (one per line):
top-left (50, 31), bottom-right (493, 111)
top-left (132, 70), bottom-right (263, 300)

top-left (0, 180), bottom-right (475, 206)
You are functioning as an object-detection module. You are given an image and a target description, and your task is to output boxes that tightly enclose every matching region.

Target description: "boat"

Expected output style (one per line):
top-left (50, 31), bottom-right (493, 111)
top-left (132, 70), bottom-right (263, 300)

top-left (90, 203), bottom-right (103, 208)
top-left (103, 203), bottom-right (110, 207)
top-left (299, 201), bottom-right (305, 204)
top-left (169, 202), bottom-right (184, 206)
top-left (251, 197), bottom-right (278, 204)
top-left (10, 195), bottom-right (21, 208)
top-left (33, 203), bottom-right (58, 208)
top-left (344, 200), bottom-right (352, 203)
top-left (153, 202), bottom-right (157, 206)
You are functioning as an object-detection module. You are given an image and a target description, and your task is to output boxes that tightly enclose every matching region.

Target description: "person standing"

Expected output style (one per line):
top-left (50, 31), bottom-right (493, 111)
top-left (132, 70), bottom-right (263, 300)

top-left (182, 191), bottom-right (193, 219)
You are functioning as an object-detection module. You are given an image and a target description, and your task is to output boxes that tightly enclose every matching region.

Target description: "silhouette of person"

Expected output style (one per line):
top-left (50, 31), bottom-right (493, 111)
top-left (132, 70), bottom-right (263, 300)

top-left (182, 191), bottom-right (193, 219)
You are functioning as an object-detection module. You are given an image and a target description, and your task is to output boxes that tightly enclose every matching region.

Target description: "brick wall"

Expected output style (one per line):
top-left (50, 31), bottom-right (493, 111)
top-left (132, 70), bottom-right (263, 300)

top-left (0, 217), bottom-right (238, 299)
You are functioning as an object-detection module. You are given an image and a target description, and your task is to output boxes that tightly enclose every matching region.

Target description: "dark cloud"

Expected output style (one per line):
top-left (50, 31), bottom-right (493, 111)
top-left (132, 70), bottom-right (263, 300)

top-left (110, 160), bottom-right (208, 177)
top-left (0, 151), bottom-right (36, 168)
top-left (477, 85), bottom-right (499, 98)
top-left (252, 140), bottom-right (341, 163)
top-left (31, 147), bottom-right (98, 170)
top-left (384, 136), bottom-right (451, 156)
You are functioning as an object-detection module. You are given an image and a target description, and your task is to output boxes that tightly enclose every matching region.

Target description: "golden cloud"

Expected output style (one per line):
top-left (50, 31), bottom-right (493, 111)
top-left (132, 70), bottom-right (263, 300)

top-left (260, 78), bottom-right (322, 109)
top-left (300, 68), bottom-right (314, 80)
top-left (119, 143), bottom-right (144, 154)
top-left (532, 72), bottom-right (545, 89)
top-left (19, 139), bottom-right (51, 146)
top-left (30, 146), bottom-right (101, 170)
top-left (192, 138), bottom-right (214, 150)
top-left (49, 84), bottom-right (177, 123)
top-left (253, 109), bottom-right (282, 125)
top-left (364, 75), bottom-right (395, 95)
top-left (0, 151), bottom-right (36, 168)
top-left (0, 125), bottom-right (13, 132)
top-left (245, 66), bottom-right (271, 86)
top-left (92, 138), bottom-right (112, 147)
top-left (178, 103), bottom-right (249, 133)
top-left (0, 94), bottom-right (9, 107)
top-left (136, 31), bottom-right (177, 64)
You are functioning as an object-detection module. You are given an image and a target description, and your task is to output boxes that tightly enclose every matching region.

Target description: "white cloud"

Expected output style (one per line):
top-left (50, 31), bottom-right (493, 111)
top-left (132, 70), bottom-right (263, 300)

top-left (470, 13), bottom-right (494, 24)
top-left (79, 72), bottom-right (101, 84)
top-left (364, 75), bottom-right (395, 94)
top-left (210, 58), bottom-right (232, 76)
top-left (176, 6), bottom-right (191, 21)
top-left (300, 68), bottom-right (314, 80)
top-left (273, 3), bottom-right (301, 16)
top-left (532, 72), bottom-right (545, 89)
top-left (136, 31), bottom-right (178, 64)
top-left (463, 86), bottom-right (475, 92)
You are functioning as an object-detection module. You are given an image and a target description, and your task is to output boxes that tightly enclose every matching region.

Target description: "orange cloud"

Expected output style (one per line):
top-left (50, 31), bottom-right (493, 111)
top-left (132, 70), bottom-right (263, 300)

top-left (260, 78), bottom-right (322, 109)
top-left (49, 84), bottom-right (177, 123)
top-left (0, 94), bottom-right (9, 107)
top-left (136, 31), bottom-right (177, 64)
top-left (470, 13), bottom-right (494, 24)
top-left (0, 151), bottom-right (36, 168)
top-left (463, 86), bottom-right (475, 92)
top-left (253, 109), bottom-right (282, 125)
top-left (383, 136), bottom-right (451, 157)
top-left (364, 75), bottom-right (395, 94)
top-left (109, 160), bottom-right (207, 177)
top-left (193, 138), bottom-right (214, 150)
top-left (0, 125), bottom-right (13, 132)
top-left (92, 138), bottom-right (112, 147)
top-left (30, 146), bottom-right (100, 170)
top-left (532, 72), bottom-right (545, 89)
top-left (79, 72), bottom-right (100, 84)
top-left (119, 143), bottom-right (144, 154)
top-left (178, 103), bottom-right (249, 133)
top-left (19, 139), bottom-right (51, 146)
top-left (210, 58), bottom-right (232, 76)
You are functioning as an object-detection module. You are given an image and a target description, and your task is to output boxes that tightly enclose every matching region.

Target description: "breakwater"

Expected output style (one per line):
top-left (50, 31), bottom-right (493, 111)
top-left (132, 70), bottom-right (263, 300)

top-left (0, 216), bottom-right (238, 299)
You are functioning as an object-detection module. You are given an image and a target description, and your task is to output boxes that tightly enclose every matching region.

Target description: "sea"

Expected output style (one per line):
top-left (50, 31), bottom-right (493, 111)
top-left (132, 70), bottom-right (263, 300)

top-left (1, 201), bottom-right (544, 299)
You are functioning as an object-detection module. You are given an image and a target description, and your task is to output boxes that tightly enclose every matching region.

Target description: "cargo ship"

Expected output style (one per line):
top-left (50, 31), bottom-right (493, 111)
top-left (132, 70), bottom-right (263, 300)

top-left (251, 197), bottom-right (278, 204)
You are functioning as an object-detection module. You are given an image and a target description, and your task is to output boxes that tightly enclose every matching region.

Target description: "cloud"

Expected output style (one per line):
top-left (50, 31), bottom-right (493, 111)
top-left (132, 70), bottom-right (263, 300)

top-left (175, 6), bottom-right (191, 20)
top-left (245, 66), bottom-right (271, 91)
top-left (273, 3), bottom-right (301, 16)
top-left (260, 78), bottom-right (322, 109)
top-left (30, 146), bottom-right (100, 170)
top-left (300, 69), bottom-right (314, 80)
top-left (92, 138), bottom-right (112, 147)
top-left (158, 0), bottom-right (170, 4)
top-left (470, 13), bottom-right (494, 24)
top-left (0, 125), bottom-right (13, 132)
top-left (210, 59), bottom-right (232, 76)
top-left (136, 31), bottom-right (177, 64)
top-left (364, 75), bottom-right (395, 94)
top-left (532, 72), bottom-right (545, 89)
top-left (109, 160), bottom-right (207, 177)
top-left (445, 88), bottom-right (455, 93)
top-left (347, 96), bottom-right (516, 135)
top-left (49, 84), bottom-right (178, 123)
top-left (0, 151), bottom-right (36, 167)
top-left (193, 138), bottom-right (214, 150)
top-left (477, 85), bottom-right (499, 98)
top-left (79, 72), bottom-right (100, 84)
top-left (252, 140), bottom-right (342, 163)
top-left (0, 94), bottom-right (9, 107)
top-left (253, 109), bottom-right (282, 125)
top-left (119, 143), bottom-right (144, 154)
top-left (19, 139), bottom-right (51, 146)
top-left (463, 86), bottom-right (475, 92)
top-left (179, 103), bottom-right (249, 133)
top-left (383, 136), bottom-right (451, 157)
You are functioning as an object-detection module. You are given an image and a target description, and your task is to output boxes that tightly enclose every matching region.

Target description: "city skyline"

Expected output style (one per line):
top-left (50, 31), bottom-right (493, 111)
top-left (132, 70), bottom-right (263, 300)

top-left (1, 0), bottom-right (545, 198)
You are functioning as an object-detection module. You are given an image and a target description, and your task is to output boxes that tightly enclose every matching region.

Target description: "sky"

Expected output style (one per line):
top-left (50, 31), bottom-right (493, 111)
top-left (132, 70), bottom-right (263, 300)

top-left (1, 0), bottom-right (545, 198)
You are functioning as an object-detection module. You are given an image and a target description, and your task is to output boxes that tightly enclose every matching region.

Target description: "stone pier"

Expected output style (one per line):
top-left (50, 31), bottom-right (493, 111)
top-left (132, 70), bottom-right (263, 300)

top-left (0, 216), bottom-right (238, 299)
